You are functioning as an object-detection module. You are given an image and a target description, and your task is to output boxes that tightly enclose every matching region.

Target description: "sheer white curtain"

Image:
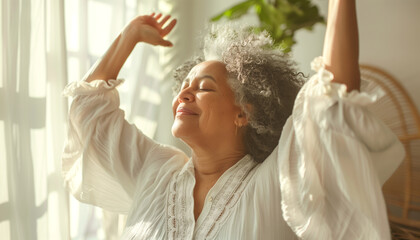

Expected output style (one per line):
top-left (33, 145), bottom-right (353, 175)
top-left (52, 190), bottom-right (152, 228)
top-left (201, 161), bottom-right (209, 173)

top-left (0, 0), bottom-right (69, 239)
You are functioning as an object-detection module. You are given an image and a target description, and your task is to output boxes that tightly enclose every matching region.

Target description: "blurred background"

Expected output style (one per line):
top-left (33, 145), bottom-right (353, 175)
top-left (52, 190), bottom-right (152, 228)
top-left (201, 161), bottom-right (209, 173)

top-left (1, 0), bottom-right (419, 239)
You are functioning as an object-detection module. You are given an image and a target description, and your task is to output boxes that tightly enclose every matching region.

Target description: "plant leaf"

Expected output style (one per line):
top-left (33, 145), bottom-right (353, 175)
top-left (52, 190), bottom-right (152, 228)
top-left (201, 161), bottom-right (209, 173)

top-left (210, 0), bottom-right (324, 52)
top-left (211, 0), bottom-right (256, 22)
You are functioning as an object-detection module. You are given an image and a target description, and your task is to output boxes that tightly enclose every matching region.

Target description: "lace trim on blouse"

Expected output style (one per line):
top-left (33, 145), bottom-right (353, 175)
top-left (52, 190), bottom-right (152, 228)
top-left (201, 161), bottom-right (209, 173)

top-left (166, 155), bottom-right (258, 239)
top-left (195, 155), bottom-right (258, 239)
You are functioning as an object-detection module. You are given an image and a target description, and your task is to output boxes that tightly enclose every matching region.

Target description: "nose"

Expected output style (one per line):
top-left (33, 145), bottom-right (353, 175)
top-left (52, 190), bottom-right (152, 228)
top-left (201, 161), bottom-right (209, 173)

top-left (177, 89), bottom-right (194, 103)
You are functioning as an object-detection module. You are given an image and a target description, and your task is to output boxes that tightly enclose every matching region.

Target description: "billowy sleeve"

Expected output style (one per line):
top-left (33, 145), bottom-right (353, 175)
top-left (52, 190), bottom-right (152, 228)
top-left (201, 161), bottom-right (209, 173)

top-left (62, 79), bottom-right (187, 214)
top-left (278, 57), bottom-right (405, 240)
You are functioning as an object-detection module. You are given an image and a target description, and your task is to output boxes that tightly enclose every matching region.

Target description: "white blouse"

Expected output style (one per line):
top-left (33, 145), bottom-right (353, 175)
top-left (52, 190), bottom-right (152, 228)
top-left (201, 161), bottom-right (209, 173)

top-left (62, 57), bottom-right (405, 240)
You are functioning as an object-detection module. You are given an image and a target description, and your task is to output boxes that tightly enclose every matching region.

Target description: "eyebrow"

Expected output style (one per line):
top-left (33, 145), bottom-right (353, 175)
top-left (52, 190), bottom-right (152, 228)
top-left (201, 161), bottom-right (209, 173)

top-left (184, 75), bottom-right (216, 83)
top-left (198, 75), bottom-right (216, 82)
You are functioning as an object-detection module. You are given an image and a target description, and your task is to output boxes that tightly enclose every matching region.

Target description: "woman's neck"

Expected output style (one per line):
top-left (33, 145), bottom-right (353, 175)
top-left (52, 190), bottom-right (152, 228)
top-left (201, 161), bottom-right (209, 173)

top-left (191, 148), bottom-right (246, 179)
top-left (182, 130), bottom-right (247, 179)
top-left (189, 141), bottom-right (246, 221)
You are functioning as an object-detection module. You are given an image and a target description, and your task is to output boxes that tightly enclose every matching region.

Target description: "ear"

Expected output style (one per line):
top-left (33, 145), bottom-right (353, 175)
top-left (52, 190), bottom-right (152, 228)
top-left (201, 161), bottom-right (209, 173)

top-left (235, 105), bottom-right (250, 126)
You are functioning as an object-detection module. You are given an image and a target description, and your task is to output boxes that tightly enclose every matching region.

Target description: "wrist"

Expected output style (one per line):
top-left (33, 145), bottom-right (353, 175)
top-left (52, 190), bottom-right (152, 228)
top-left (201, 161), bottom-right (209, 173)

top-left (121, 24), bottom-right (144, 45)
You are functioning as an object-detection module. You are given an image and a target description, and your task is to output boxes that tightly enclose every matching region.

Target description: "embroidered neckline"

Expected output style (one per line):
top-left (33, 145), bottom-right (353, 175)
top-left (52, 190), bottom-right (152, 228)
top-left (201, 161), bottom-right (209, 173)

top-left (166, 155), bottom-right (258, 239)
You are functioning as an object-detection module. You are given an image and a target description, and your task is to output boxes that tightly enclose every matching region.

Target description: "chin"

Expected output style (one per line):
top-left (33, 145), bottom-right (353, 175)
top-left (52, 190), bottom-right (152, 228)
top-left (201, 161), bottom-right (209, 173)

top-left (171, 121), bottom-right (188, 139)
top-left (171, 121), bottom-right (199, 143)
top-left (171, 126), bottom-right (180, 138)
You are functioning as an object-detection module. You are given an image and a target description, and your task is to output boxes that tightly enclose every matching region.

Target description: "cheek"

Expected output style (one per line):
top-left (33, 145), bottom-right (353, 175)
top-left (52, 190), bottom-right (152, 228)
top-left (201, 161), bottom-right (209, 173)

top-left (199, 96), bottom-right (236, 124)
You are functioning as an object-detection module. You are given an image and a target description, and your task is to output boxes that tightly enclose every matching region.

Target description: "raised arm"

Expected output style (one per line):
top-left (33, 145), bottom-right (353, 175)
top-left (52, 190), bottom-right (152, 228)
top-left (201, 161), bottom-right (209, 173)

top-left (322, 0), bottom-right (360, 92)
top-left (62, 14), bottom-right (184, 213)
top-left (84, 13), bottom-right (176, 83)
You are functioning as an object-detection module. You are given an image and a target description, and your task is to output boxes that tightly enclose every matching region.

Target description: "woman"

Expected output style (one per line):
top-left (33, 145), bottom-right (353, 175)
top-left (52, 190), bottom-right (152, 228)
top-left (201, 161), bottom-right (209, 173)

top-left (63, 0), bottom-right (404, 239)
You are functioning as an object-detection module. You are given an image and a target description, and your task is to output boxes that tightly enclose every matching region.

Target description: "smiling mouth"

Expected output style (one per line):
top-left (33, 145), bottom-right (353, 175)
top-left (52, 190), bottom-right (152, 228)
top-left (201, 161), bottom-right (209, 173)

top-left (176, 107), bottom-right (198, 116)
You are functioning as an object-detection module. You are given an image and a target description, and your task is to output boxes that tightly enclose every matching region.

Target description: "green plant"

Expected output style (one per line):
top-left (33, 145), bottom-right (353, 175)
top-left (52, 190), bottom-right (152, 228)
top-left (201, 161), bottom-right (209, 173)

top-left (211, 0), bottom-right (324, 52)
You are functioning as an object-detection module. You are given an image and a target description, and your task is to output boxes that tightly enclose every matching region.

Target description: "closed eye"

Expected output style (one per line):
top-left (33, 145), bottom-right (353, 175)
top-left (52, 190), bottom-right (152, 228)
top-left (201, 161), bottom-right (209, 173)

top-left (199, 89), bottom-right (214, 92)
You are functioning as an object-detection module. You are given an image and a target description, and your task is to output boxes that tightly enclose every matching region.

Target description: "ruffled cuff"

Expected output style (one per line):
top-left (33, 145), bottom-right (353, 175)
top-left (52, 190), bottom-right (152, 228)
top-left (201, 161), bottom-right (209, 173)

top-left (62, 79), bottom-right (124, 97)
top-left (309, 56), bottom-right (384, 106)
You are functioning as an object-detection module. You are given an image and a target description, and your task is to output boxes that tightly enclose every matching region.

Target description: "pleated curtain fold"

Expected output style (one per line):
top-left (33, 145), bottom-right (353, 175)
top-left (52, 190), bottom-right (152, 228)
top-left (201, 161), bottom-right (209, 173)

top-left (0, 0), bottom-right (70, 239)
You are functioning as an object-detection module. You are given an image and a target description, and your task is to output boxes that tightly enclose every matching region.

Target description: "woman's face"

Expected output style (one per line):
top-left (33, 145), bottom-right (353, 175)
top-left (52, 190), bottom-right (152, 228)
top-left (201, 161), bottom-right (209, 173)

top-left (171, 61), bottom-right (242, 145)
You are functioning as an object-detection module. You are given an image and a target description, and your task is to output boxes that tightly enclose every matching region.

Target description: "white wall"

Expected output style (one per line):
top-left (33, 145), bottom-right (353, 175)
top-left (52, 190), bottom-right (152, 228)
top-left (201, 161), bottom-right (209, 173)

top-left (187, 0), bottom-right (420, 111)
top-left (359, 0), bottom-right (420, 112)
top-left (294, 0), bottom-right (420, 112)
top-left (188, 0), bottom-right (259, 54)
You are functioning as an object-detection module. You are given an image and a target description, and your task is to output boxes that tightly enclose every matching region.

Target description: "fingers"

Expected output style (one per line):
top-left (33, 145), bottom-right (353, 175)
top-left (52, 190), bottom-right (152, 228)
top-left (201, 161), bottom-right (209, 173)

top-left (158, 15), bottom-right (171, 27)
top-left (161, 19), bottom-right (177, 36)
top-left (143, 12), bottom-right (176, 45)
top-left (154, 13), bottom-right (163, 21)
top-left (159, 39), bottom-right (173, 47)
top-left (150, 13), bottom-right (176, 32)
top-left (150, 37), bottom-right (173, 47)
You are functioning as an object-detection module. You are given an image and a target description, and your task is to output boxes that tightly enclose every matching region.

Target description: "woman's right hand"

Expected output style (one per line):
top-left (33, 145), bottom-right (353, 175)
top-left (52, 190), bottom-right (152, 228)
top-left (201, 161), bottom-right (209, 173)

top-left (84, 13), bottom-right (176, 82)
top-left (122, 13), bottom-right (177, 47)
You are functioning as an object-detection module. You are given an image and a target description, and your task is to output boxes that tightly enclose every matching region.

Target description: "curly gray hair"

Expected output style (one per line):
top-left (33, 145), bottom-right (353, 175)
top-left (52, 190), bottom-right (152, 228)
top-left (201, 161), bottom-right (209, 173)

top-left (173, 24), bottom-right (304, 163)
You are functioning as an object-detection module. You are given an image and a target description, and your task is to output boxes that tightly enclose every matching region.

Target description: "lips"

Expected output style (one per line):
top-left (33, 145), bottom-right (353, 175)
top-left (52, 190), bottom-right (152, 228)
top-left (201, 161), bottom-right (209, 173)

top-left (176, 106), bottom-right (198, 116)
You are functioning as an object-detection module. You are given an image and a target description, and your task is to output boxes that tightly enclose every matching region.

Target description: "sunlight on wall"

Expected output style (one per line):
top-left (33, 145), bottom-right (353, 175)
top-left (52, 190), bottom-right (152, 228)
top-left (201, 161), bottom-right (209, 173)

top-left (0, 121), bottom-right (8, 204)
top-left (158, 0), bottom-right (173, 14)
top-left (69, 196), bottom-right (105, 239)
top-left (139, 86), bottom-right (161, 105)
top-left (145, 53), bottom-right (161, 81)
top-left (37, 208), bottom-right (48, 240)
top-left (47, 191), bottom-right (60, 238)
top-left (96, 211), bottom-right (106, 239)
top-left (133, 116), bottom-right (158, 138)
top-left (69, 197), bottom-right (80, 238)
top-left (88, 1), bottom-right (113, 56)
top-left (65, 0), bottom-right (79, 52)
top-left (67, 57), bottom-right (80, 84)
top-left (125, 0), bottom-right (137, 23)
top-left (29, 0), bottom-right (47, 99)
top-left (0, 222), bottom-right (10, 240)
